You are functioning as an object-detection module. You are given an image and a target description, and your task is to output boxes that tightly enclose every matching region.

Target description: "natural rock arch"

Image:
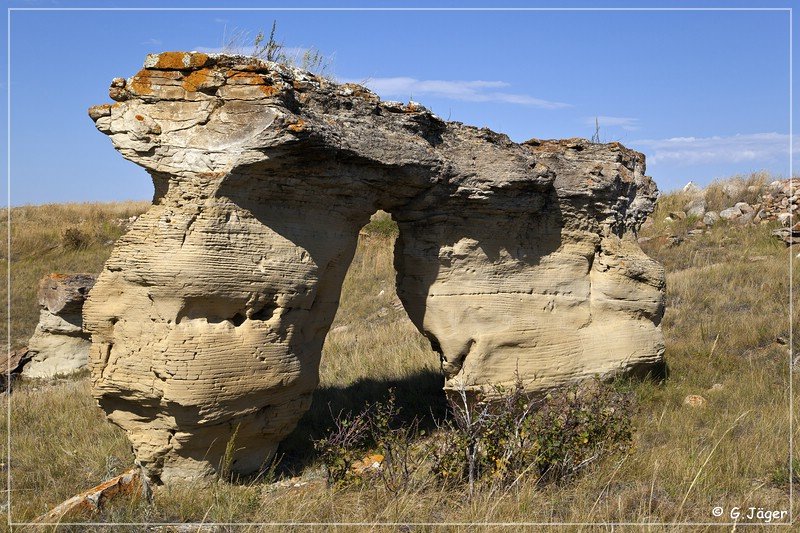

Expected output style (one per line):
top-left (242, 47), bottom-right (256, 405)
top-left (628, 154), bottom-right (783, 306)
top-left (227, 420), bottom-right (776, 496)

top-left (85, 52), bottom-right (665, 484)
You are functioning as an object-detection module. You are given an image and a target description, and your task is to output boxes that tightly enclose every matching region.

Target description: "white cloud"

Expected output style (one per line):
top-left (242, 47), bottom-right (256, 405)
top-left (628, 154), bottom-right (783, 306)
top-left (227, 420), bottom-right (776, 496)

top-left (344, 76), bottom-right (570, 109)
top-left (141, 38), bottom-right (162, 47)
top-left (632, 132), bottom-right (799, 165)
top-left (584, 116), bottom-right (640, 131)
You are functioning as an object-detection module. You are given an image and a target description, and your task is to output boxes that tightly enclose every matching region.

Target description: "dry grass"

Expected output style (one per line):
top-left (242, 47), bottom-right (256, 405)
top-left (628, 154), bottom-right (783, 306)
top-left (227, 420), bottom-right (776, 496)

top-left (2, 187), bottom-right (798, 529)
top-left (0, 201), bottom-right (149, 350)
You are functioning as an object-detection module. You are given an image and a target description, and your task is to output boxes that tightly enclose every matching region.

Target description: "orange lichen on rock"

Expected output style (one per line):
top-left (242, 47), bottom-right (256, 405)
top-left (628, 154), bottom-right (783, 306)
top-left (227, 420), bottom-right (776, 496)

top-left (260, 84), bottom-right (279, 96)
top-left (287, 118), bottom-right (306, 132)
top-left (128, 70), bottom-right (155, 95)
top-left (153, 51), bottom-right (211, 70)
top-left (182, 68), bottom-right (211, 92)
top-left (226, 70), bottom-right (265, 84)
top-left (87, 104), bottom-right (112, 120)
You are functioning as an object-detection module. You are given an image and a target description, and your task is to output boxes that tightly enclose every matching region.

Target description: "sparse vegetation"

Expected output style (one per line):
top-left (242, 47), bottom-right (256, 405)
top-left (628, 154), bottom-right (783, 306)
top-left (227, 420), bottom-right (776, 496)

top-left (430, 377), bottom-right (635, 492)
top-left (2, 175), bottom-right (798, 526)
top-left (0, 201), bottom-right (148, 350)
top-left (223, 20), bottom-right (332, 77)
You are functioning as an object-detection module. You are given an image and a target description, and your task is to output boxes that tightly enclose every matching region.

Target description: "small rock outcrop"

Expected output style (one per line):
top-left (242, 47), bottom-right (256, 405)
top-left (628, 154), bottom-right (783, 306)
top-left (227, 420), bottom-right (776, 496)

top-left (85, 52), bottom-right (665, 484)
top-left (23, 274), bottom-right (96, 379)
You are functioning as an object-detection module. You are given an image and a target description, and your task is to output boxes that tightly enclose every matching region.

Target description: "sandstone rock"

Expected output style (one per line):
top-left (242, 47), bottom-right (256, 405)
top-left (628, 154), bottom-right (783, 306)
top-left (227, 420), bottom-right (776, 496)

top-left (722, 181), bottom-right (745, 198)
top-left (684, 198), bottom-right (706, 218)
top-left (734, 202), bottom-right (753, 214)
top-left (703, 211), bottom-right (720, 226)
top-left (22, 274), bottom-right (96, 379)
top-left (768, 180), bottom-right (784, 193)
top-left (737, 211), bottom-right (755, 225)
top-left (0, 348), bottom-right (32, 392)
top-left (32, 468), bottom-right (142, 524)
top-left (86, 52), bottom-right (665, 484)
top-left (719, 206), bottom-right (742, 220)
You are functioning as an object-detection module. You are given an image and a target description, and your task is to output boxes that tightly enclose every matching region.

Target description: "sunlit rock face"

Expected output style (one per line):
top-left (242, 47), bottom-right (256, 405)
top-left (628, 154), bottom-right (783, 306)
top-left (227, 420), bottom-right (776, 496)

top-left (85, 52), bottom-right (664, 484)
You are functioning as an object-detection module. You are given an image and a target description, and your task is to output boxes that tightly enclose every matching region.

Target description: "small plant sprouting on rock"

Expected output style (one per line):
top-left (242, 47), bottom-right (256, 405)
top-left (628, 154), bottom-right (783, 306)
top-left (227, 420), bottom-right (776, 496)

top-left (223, 20), bottom-right (332, 77)
top-left (590, 117), bottom-right (601, 143)
top-left (252, 21), bottom-right (284, 63)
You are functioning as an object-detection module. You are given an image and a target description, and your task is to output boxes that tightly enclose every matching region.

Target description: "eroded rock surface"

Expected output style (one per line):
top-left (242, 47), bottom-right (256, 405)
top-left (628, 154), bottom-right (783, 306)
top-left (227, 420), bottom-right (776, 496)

top-left (23, 273), bottom-right (96, 379)
top-left (86, 52), bottom-right (665, 483)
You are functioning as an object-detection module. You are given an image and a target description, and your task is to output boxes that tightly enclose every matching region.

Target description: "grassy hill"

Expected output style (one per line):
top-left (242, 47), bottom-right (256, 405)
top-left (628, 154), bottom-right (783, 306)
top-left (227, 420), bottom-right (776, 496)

top-left (2, 179), bottom-right (798, 527)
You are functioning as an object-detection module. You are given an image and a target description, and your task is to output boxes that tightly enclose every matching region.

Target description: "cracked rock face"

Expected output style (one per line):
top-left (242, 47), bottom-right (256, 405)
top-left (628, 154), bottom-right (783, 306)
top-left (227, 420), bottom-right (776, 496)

top-left (85, 52), bottom-right (665, 484)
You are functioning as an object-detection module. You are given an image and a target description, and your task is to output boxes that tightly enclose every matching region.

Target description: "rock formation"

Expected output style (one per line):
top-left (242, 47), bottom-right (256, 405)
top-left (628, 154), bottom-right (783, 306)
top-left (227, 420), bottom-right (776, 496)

top-left (85, 52), bottom-right (665, 484)
top-left (23, 273), bottom-right (96, 379)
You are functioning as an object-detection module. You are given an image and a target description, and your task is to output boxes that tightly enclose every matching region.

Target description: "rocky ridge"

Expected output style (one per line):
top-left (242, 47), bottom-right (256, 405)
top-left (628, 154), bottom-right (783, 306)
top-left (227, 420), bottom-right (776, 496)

top-left (643, 178), bottom-right (799, 246)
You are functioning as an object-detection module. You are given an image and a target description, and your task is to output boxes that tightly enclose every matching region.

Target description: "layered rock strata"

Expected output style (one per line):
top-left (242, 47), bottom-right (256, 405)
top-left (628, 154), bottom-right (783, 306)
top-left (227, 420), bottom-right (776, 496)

top-left (23, 273), bottom-right (96, 379)
top-left (86, 52), bottom-right (665, 483)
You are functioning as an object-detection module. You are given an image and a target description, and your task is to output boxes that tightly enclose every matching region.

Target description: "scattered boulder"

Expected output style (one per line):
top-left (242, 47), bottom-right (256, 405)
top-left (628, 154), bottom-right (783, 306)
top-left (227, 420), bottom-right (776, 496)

top-left (722, 181), bottom-right (745, 199)
top-left (85, 51), bottom-right (666, 484)
top-left (756, 178), bottom-right (799, 223)
top-left (32, 468), bottom-right (143, 524)
top-left (0, 348), bottom-right (32, 392)
top-left (684, 198), bottom-right (706, 218)
top-left (737, 212), bottom-right (755, 225)
top-left (719, 206), bottom-right (742, 221)
top-left (703, 211), bottom-right (720, 226)
top-left (22, 273), bottom-right (96, 379)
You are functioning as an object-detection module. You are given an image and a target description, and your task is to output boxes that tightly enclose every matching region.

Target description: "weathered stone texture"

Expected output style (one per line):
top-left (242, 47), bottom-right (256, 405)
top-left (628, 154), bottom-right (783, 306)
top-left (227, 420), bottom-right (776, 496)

top-left (23, 273), bottom-right (96, 379)
top-left (86, 52), bottom-right (665, 483)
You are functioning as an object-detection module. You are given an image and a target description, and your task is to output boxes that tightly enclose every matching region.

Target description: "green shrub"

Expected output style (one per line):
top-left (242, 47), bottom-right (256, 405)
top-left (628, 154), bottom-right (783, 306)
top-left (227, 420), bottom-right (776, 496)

top-left (314, 389), bottom-right (425, 491)
top-left (431, 377), bottom-right (635, 492)
top-left (313, 404), bottom-right (373, 487)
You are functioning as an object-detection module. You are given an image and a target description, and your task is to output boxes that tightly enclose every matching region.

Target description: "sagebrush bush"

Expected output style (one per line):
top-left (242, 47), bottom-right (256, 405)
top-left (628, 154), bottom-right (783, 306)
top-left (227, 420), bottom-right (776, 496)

top-left (431, 377), bottom-right (635, 491)
top-left (314, 389), bottom-right (425, 491)
top-left (316, 378), bottom-right (635, 496)
top-left (313, 403), bottom-right (373, 487)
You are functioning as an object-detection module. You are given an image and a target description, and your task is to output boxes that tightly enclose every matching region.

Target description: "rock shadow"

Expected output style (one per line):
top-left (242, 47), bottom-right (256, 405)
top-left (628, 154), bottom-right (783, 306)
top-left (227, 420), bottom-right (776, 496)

top-left (275, 367), bottom-right (447, 477)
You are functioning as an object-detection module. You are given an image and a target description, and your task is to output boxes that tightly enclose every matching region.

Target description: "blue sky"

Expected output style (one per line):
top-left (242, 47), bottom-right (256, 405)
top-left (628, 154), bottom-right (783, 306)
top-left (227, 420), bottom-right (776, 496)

top-left (3, 0), bottom-right (797, 205)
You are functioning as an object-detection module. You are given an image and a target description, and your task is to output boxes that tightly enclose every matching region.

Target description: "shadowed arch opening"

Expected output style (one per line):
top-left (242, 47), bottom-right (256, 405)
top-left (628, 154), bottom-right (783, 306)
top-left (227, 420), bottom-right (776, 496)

top-left (276, 211), bottom-right (447, 473)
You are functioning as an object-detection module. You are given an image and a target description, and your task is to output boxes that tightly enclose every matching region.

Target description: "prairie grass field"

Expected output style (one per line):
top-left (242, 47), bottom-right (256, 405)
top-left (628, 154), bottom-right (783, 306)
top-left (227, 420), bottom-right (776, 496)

top-left (1, 177), bottom-right (798, 531)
